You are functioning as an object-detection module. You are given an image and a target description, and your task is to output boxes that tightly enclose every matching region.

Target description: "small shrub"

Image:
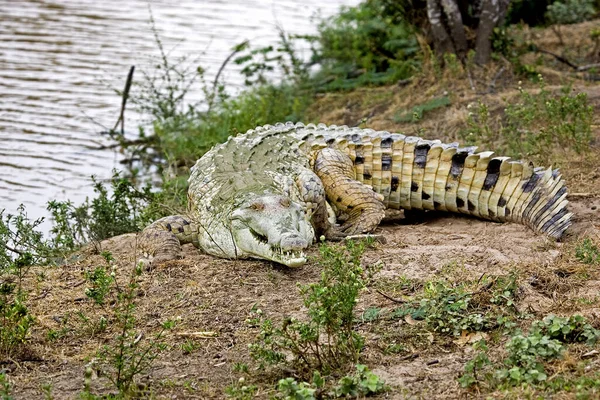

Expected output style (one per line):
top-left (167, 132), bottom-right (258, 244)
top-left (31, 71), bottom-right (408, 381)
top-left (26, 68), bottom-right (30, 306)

top-left (47, 172), bottom-right (165, 246)
top-left (546, 0), bottom-right (597, 25)
top-left (0, 206), bottom-right (54, 357)
top-left (249, 240), bottom-right (367, 376)
top-left (311, 0), bottom-right (419, 90)
top-left (86, 260), bottom-right (175, 396)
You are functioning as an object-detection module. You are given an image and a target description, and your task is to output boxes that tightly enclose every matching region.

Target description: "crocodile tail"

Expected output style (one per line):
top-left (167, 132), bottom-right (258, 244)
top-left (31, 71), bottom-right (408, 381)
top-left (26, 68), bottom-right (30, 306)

top-left (421, 145), bottom-right (571, 238)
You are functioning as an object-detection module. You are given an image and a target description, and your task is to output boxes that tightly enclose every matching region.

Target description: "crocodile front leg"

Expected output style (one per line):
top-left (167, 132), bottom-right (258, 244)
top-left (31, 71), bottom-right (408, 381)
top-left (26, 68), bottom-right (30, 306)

top-left (138, 215), bottom-right (200, 264)
top-left (313, 148), bottom-right (386, 237)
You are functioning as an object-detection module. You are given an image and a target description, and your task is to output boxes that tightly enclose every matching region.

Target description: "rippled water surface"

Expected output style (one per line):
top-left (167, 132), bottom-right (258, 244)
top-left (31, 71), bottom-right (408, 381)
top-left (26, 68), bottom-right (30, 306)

top-left (0, 0), bottom-right (357, 226)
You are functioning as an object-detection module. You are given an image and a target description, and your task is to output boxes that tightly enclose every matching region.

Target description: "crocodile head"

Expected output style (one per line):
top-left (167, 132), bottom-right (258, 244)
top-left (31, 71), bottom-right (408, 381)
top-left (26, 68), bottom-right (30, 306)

top-left (229, 194), bottom-right (314, 267)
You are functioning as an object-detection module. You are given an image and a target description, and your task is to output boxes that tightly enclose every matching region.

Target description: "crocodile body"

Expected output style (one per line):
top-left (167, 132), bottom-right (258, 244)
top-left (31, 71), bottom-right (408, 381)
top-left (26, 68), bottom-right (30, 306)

top-left (140, 122), bottom-right (572, 267)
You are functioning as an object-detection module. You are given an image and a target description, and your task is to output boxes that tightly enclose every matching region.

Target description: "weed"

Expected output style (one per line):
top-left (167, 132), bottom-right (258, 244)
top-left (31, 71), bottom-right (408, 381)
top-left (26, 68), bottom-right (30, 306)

top-left (460, 314), bottom-right (600, 389)
top-left (232, 362), bottom-right (249, 374)
top-left (575, 238), bottom-right (600, 265)
top-left (277, 378), bottom-right (317, 400)
top-left (249, 240), bottom-right (367, 377)
top-left (458, 340), bottom-right (492, 388)
top-left (461, 79), bottom-right (593, 164)
top-left (0, 373), bottom-right (12, 400)
top-left (360, 307), bottom-right (382, 323)
top-left (334, 364), bottom-right (386, 397)
top-left (394, 273), bottom-right (519, 337)
top-left (84, 260), bottom-right (175, 397)
top-left (225, 378), bottom-right (257, 400)
top-left (180, 340), bottom-right (199, 355)
top-left (0, 205), bottom-right (58, 357)
top-left (275, 365), bottom-right (385, 399)
top-left (84, 254), bottom-right (115, 305)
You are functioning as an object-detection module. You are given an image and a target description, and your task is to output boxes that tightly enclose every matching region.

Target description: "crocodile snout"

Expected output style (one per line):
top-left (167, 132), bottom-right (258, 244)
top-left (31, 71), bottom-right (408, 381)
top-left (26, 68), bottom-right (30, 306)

top-left (278, 232), bottom-right (309, 251)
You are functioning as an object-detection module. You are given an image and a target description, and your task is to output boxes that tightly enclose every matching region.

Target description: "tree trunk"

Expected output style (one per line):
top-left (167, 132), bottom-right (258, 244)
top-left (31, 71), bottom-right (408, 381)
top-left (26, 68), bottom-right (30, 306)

top-left (441, 0), bottom-right (468, 58)
top-left (426, 0), bottom-right (455, 55)
top-left (474, 0), bottom-right (510, 65)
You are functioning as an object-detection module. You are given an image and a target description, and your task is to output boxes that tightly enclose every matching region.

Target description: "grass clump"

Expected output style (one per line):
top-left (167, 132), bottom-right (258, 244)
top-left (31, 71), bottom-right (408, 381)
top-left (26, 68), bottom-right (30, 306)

top-left (461, 79), bottom-right (593, 164)
top-left (575, 238), bottom-right (600, 264)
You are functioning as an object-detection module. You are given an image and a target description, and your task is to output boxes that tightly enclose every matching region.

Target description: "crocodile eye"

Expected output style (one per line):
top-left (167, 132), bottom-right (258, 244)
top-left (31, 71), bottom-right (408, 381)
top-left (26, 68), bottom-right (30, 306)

top-left (279, 197), bottom-right (291, 208)
top-left (249, 202), bottom-right (265, 211)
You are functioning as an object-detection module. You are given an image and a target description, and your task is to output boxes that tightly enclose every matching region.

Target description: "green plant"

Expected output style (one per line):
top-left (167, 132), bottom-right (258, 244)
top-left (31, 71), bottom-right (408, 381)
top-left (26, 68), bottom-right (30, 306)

top-left (0, 205), bottom-right (55, 357)
top-left (575, 238), bottom-right (600, 264)
top-left (277, 378), bottom-right (317, 400)
top-left (225, 378), bottom-right (257, 400)
top-left (546, 0), bottom-right (597, 24)
top-left (461, 80), bottom-right (593, 164)
top-left (401, 273), bottom-right (520, 337)
top-left (249, 240), bottom-right (367, 376)
top-left (334, 364), bottom-right (385, 397)
top-left (48, 172), bottom-right (165, 245)
top-left (460, 314), bottom-right (600, 389)
top-left (0, 373), bottom-right (12, 400)
top-left (311, 0), bottom-right (419, 91)
top-left (531, 314), bottom-right (600, 345)
top-left (86, 261), bottom-right (175, 396)
top-left (84, 254), bottom-right (116, 305)
top-left (274, 365), bottom-right (385, 399)
top-left (458, 340), bottom-right (492, 388)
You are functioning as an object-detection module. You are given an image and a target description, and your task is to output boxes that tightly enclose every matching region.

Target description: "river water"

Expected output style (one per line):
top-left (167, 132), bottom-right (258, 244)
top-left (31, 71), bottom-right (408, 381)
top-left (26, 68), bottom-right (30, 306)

top-left (0, 0), bottom-right (358, 228)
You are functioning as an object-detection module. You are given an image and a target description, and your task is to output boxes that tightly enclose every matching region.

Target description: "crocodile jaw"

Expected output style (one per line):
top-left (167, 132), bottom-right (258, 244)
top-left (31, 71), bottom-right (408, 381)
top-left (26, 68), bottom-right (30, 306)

top-left (229, 194), bottom-right (314, 267)
top-left (234, 227), bottom-right (309, 267)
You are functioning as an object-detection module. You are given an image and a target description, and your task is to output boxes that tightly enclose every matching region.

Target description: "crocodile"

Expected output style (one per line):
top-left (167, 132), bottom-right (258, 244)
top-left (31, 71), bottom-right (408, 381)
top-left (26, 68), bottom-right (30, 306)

top-left (140, 122), bottom-right (572, 267)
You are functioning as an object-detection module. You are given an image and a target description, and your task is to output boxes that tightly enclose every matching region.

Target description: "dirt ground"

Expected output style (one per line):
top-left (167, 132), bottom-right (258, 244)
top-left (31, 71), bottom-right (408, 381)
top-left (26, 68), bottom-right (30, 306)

top-left (4, 20), bottom-right (600, 400)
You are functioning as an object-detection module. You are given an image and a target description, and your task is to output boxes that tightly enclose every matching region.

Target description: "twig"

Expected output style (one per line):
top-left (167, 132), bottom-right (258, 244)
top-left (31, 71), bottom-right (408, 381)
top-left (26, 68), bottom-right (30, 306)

top-left (175, 331), bottom-right (218, 338)
top-left (426, 359), bottom-right (439, 366)
top-left (488, 67), bottom-right (505, 93)
top-left (568, 192), bottom-right (600, 199)
top-left (466, 67), bottom-right (476, 91)
top-left (399, 353), bottom-right (419, 361)
top-left (1, 242), bottom-right (24, 256)
top-left (376, 289), bottom-right (406, 304)
top-left (535, 47), bottom-right (600, 72)
top-left (208, 41), bottom-right (249, 113)
top-left (112, 66), bottom-right (135, 134)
